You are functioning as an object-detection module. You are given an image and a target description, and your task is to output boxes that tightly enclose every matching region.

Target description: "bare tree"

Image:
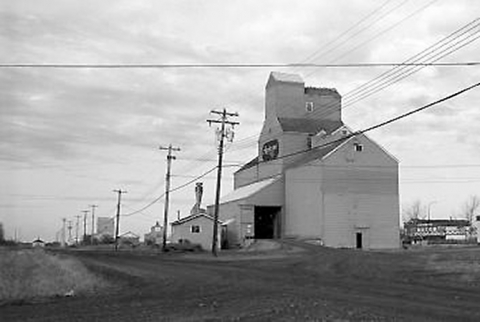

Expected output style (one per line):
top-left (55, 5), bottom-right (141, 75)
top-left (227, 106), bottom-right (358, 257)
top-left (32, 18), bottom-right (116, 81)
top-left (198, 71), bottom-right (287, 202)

top-left (463, 195), bottom-right (480, 223)
top-left (402, 200), bottom-right (425, 223)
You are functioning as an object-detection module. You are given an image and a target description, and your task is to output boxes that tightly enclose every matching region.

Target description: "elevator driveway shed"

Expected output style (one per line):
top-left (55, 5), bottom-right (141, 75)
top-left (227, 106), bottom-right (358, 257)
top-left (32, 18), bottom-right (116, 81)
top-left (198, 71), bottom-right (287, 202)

top-left (207, 176), bottom-right (283, 248)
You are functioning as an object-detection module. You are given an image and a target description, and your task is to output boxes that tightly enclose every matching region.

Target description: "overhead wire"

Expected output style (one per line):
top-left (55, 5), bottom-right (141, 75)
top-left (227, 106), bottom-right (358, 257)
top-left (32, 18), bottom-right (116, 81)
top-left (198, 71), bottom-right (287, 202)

top-left (297, 18), bottom-right (480, 122)
top-left (292, 0), bottom-right (397, 72)
top-left (305, 0), bottom-right (439, 77)
top-left (236, 80), bottom-right (480, 171)
top-left (124, 80), bottom-right (480, 217)
top-left (122, 165), bottom-right (218, 217)
top-left (0, 62), bottom-right (477, 69)
top-left (217, 18), bottom-right (480, 157)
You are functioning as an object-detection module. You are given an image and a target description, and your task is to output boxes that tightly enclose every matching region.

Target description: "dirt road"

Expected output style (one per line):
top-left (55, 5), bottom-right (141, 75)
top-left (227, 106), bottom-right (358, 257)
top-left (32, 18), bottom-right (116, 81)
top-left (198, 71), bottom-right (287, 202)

top-left (2, 242), bottom-right (480, 321)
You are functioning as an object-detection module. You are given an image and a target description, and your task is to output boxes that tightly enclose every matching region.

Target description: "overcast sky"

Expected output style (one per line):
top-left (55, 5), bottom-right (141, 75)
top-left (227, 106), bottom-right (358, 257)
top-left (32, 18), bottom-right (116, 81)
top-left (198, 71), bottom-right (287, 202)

top-left (1, 0), bottom-right (479, 242)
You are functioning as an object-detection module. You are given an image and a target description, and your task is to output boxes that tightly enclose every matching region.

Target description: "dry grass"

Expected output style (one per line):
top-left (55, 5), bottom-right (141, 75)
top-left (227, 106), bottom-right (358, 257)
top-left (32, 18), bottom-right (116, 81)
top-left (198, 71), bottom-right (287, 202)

top-left (426, 247), bottom-right (480, 284)
top-left (0, 249), bottom-right (107, 301)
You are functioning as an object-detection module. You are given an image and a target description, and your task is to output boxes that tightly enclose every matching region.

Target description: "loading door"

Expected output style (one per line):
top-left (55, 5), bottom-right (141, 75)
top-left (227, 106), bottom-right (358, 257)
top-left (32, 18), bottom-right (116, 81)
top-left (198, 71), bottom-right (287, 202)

top-left (254, 206), bottom-right (281, 239)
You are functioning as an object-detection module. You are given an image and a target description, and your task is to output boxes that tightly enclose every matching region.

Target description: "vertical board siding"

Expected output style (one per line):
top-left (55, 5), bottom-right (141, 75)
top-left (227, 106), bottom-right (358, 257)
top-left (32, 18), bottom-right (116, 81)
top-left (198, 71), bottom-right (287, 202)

top-left (285, 166), bottom-right (323, 238)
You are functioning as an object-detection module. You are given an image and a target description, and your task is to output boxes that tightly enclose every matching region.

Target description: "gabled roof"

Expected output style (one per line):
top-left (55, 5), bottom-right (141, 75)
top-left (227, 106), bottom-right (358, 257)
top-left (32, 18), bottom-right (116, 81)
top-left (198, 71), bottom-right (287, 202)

top-left (235, 156), bottom-right (259, 173)
top-left (268, 72), bottom-right (304, 85)
top-left (278, 118), bottom-right (343, 134)
top-left (286, 138), bottom-right (348, 170)
top-left (219, 176), bottom-right (280, 204)
top-left (120, 231), bottom-right (139, 238)
top-left (171, 212), bottom-right (223, 226)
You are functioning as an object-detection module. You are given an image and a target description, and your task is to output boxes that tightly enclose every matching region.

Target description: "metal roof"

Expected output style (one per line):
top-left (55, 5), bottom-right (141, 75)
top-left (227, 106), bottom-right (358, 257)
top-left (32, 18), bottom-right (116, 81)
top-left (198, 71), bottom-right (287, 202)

top-left (219, 176), bottom-right (280, 204)
top-left (268, 72), bottom-right (304, 84)
top-left (171, 212), bottom-right (223, 226)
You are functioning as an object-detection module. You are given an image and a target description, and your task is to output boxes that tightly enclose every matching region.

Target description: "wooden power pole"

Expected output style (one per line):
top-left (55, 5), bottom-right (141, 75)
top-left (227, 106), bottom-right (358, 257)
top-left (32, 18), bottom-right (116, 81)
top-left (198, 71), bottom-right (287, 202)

top-left (207, 108), bottom-right (239, 256)
top-left (159, 144), bottom-right (181, 252)
top-left (82, 210), bottom-right (89, 244)
top-left (113, 189), bottom-right (127, 251)
top-left (75, 215), bottom-right (81, 245)
top-left (90, 204), bottom-right (98, 243)
top-left (61, 218), bottom-right (66, 247)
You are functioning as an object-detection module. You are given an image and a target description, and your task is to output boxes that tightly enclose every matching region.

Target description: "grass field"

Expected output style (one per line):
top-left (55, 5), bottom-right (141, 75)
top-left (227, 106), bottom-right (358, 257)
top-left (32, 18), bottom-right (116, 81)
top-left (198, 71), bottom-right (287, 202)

top-left (0, 248), bottom-right (107, 302)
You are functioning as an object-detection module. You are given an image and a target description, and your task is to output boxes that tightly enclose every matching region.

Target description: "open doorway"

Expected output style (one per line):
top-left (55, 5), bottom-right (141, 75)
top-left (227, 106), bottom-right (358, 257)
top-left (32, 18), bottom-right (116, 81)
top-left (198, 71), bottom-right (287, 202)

top-left (254, 206), bottom-right (281, 239)
top-left (356, 232), bottom-right (363, 249)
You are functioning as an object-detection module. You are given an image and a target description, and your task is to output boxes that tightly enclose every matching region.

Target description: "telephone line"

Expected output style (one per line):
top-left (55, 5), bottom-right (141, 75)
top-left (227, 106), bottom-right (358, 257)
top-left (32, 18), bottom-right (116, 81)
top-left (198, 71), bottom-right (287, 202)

top-left (0, 62), bottom-right (477, 69)
top-left (305, 0), bottom-right (438, 77)
top-left (237, 81), bottom-right (480, 169)
top-left (299, 18), bottom-right (480, 122)
top-left (223, 19), bottom-right (480, 153)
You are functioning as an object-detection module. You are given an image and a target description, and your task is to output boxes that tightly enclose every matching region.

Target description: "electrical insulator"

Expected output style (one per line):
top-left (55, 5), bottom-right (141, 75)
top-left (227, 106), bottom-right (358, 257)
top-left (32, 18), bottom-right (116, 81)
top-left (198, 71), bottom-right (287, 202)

top-left (215, 128), bottom-right (222, 142)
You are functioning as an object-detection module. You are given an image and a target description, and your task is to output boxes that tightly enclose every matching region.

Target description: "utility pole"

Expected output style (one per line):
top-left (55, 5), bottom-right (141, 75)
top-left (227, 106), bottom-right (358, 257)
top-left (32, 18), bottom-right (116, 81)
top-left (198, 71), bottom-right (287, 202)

top-left (82, 210), bottom-right (89, 244)
top-left (75, 215), bottom-right (81, 245)
top-left (207, 108), bottom-right (239, 256)
top-left (67, 220), bottom-right (73, 244)
top-left (61, 218), bottom-right (66, 247)
top-left (90, 204), bottom-right (98, 244)
top-left (113, 189), bottom-right (127, 251)
top-left (159, 144), bottom-right (181, 252)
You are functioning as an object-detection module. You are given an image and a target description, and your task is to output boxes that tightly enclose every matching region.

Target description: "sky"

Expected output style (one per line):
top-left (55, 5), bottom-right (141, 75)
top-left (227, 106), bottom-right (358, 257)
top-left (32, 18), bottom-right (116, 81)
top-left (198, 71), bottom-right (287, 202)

top-left (1, 0), bottom-right (479, 242)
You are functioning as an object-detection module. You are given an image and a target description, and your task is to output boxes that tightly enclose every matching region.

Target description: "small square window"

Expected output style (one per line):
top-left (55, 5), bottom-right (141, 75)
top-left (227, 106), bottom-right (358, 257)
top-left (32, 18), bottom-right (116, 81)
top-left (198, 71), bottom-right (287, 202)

top-left (354, 143), bottom-right (363, 152)
top-left (306, 102), bottom-right (314, 112)
top-left (476, 215), bottom-right (480, 221)
top-left (191, 225), bottom-right (200, 233)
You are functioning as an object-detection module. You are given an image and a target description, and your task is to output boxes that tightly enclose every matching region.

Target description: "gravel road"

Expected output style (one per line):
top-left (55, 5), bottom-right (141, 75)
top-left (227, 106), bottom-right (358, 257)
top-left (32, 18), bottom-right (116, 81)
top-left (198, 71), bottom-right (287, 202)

top-left (1, 242), bottom-right (480, 321)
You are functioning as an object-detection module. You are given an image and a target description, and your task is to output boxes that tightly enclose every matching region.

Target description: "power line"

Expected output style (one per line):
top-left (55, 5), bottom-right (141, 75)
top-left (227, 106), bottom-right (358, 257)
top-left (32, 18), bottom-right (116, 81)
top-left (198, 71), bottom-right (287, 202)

top-left (301, 0), bottom-right (411, 74)
top-left (305, 0), bottom-right (439, 77)
top-left (238, 81), bottom-right (480, 170)
top-left (121, 166), bottom-right (218, 217)
top-left (0, 62), bottom-right (478, 69)
top-left (220, 19), bottom-right (480, 154)
top-left (301, 18), bottom-right (480, 121)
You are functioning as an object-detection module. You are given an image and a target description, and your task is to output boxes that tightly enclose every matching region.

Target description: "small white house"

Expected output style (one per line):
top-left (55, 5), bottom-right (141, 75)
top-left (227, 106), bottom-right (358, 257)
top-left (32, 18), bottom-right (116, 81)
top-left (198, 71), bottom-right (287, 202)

top-left (170, 213), bottom-right (223, 251)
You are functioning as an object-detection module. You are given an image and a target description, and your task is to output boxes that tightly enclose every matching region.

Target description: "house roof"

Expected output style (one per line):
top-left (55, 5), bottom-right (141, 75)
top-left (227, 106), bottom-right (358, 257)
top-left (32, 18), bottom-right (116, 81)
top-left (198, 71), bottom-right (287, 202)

top-left (171, 212), bottom-right (223, 226)
top-left (219, 176), bottom-right (280, 204)
top-left (278, 118), bottom-right (343, 134)
top-left (120, 231), bottom-right (139, 238)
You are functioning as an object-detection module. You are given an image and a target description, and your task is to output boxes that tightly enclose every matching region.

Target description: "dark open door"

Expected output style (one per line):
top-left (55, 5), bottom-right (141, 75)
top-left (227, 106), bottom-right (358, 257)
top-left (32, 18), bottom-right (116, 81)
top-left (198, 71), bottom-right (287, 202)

top-left (356, 232), bottom-right (363, 249)
top-left (254, 206), bottom-right (281, 239)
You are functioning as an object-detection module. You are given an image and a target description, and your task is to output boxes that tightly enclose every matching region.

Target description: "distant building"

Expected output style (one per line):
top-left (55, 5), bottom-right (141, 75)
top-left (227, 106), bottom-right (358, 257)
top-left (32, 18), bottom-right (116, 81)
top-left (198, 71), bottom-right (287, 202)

top-left (475, 216), bottom-right (480, 243)
top-left (32, 238), bottom-right (45, 248)
top-left (144, 221), bottom-right (163, 245)
top-left (404, 219), bottom-right (471, 243)
top-left (119, 231), bottom-right (140, 246)
top-left (96, 217), bottom-right (114, 238)
top-left (209, 72), bottom-right (400, 250)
